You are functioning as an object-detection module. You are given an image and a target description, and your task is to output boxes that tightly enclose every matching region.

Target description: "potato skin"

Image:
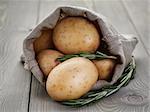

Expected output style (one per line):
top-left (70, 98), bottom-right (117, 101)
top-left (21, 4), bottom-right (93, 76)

top-left (34, 28), bottom-right (53, 54)
top-left (53, 17), bottom-right (100, 54)
top-left (46, 57), bottom-right (98, 101)
top-left (93, 59), bottom-right (116, 81)
top-left (37, 50), bottom-right (63, 77)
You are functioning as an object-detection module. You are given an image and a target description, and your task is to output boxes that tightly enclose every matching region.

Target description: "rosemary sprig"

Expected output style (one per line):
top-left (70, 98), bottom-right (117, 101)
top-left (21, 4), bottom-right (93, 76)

top-left (59, 57), bottom-right (136, 107)
top-left (57, 51), bottom-right (117, 62)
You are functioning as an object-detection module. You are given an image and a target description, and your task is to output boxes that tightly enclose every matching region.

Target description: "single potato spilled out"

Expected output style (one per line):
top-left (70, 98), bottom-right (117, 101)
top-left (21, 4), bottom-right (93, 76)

top-left (37, 50), bottom-right (63, 77)
top-left (46, 57), bottom-right (98, 101)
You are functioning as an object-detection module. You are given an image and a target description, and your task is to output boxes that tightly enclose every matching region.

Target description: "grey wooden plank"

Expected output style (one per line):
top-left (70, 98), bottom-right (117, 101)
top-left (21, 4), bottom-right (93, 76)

top-left (122, 0), bottom-right (150, 55)
top-left (0, 31), bottom-right (31, 112)
top-left (0, 1), bottom-right (38, 112)
top-left (4, 0), bottom-right (39, 32)
top-left (29, 0), bottom-right (149, 112)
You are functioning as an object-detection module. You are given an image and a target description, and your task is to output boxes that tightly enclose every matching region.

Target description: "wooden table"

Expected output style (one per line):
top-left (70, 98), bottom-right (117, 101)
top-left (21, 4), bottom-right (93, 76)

top-left (0, 0), bottom-right (149, 112)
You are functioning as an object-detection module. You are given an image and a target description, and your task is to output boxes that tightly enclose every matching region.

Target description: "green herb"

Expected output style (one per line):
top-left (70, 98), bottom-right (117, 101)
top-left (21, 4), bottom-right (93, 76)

top-left (59, 57), bottom-right (136, 107)
top-left (57, 51), bottom-right (117, 62)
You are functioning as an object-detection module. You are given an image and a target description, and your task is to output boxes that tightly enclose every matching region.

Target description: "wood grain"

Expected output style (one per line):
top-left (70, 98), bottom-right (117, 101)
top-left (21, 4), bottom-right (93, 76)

top-left (29, 0), bottom-right (149, 112)
top-left (122, 0), bottom-right (150, 55)
top-left (0, 1), bottom-right (38, 112)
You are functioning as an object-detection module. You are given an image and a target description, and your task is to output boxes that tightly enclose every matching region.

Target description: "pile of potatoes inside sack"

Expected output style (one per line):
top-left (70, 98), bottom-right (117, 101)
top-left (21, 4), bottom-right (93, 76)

top-left (34, 17), bottom-right (117, 101)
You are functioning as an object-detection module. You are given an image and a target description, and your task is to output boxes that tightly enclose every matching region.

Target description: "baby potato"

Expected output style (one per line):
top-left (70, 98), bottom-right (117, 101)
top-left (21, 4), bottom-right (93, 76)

top-left (37, 50), bottom-right (63, 77)
top-left (93, 59), bottom-right (116, 81)
top-left (34, 28), bottom-right (53, 54)
top-left (53, 17), bottom-right (100, 54)
top-left (46, 57), bottom-right (98, 101)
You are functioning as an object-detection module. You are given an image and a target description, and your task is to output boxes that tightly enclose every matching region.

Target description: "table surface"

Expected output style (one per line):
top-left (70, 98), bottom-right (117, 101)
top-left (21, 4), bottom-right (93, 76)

top-left (0, 0), bottom-right (149, 112)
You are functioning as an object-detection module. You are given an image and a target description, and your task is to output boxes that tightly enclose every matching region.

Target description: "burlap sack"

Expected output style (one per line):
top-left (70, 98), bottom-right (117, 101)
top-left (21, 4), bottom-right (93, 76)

top-left (21, 6), bottom-right (138, 90)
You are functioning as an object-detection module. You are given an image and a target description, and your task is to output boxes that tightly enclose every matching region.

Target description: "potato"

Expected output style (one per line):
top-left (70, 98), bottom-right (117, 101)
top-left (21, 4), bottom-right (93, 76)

top-left (37, 50), bottom-right (63, 77)
top-left (46, 57), bottom-right (98, 101)
top-left (53, 17), bottom-right (100, 54)
top-left (93, 59), bottom-right (116, 81)
top-left (34, 28), bottom-right (53, 54)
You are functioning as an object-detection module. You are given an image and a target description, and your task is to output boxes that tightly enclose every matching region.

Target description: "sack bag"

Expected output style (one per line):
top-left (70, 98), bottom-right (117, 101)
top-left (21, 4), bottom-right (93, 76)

top-left (21, 6), bottom-right (138, 91)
